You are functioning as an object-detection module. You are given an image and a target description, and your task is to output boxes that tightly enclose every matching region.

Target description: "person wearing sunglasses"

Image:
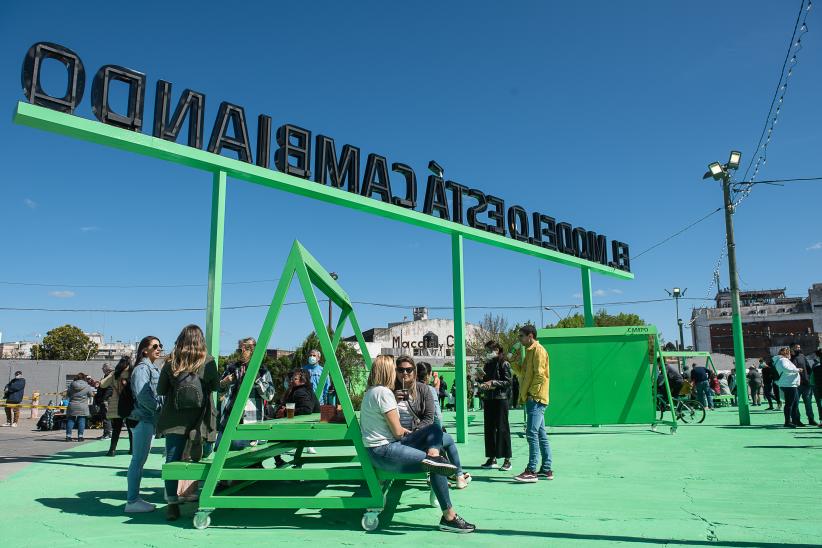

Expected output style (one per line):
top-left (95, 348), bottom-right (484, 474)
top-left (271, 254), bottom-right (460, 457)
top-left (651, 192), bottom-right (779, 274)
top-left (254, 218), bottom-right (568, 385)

top-left (394, 356), bottom-right (471, 490)
top-left (125, 335), bottom-right (163, 513)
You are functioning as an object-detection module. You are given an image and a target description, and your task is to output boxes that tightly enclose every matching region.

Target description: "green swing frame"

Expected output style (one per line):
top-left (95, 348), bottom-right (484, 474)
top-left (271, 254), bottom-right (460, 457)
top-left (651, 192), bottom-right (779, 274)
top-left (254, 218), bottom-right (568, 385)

top-left (162, 240), bottom-right (433, 530)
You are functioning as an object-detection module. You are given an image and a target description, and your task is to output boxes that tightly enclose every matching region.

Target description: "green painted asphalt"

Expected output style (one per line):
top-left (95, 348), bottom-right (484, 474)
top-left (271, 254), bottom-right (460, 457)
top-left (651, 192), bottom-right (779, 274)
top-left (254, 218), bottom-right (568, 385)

top-left (1, 406), bottom-right (819, 547)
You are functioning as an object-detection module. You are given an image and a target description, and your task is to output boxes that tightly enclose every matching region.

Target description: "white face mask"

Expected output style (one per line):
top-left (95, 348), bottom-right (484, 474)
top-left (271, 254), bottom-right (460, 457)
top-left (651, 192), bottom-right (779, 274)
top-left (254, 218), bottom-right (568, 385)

top-left (486, 352), bottom-right (497, 361)
top-left (308, 356), bottom-right (319, 365)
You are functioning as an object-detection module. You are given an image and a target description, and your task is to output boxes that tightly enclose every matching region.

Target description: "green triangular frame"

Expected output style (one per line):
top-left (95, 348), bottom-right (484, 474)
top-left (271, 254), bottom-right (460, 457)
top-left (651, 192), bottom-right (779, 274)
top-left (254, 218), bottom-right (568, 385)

top-left (196, 240), bottom-right (384, 511)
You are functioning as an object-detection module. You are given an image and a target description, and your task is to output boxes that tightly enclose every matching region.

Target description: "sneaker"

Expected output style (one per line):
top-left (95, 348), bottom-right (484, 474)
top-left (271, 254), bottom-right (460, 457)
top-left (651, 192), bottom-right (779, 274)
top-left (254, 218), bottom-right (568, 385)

top-left (65, 437), bottom-right (72, 442)
top-left (480, 458), bottom-right (497, 469)
top-left (438, 514), bottom-right (475, 533)
top-left (454, 473), bottom-right (472, 489)
top-left (105, 450), bottom-right (115, 457)
top-left (305, 447), bottom-right (317, 454)
top-left (166, 503), bottom-right (180, 521)
top-left (11, 423), bottom-right (18, 428)
top-left (500, 460), bottom-right (512, 472)
top-left (124, 499), bottom-right (156, 513)
top-left (513, 469), bottom-right (538, 483)
top-left (2, 422), bottom-right (11, 427)
top-left (100, 435), bottom-right (111, 440)
top-left (422, 455), bottom-right (458, 476)
top-left (539, 470), bottom-right (554, 481)
top-left (809, 420), bottom-right (819, 426)
top-left (78, 437), bottom-right (84, 442)
top-left (795, 422), bottom-right (806, 427)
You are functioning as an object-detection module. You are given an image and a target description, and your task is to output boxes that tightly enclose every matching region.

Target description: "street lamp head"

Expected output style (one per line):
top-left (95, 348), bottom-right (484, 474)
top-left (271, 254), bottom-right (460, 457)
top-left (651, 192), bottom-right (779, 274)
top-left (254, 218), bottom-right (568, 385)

top-left (705, 161), bottom-right (724, 181)
top-left (673, 287), bottom-right (681, 296)
top-left (727, 150), bottom-right (742, 170)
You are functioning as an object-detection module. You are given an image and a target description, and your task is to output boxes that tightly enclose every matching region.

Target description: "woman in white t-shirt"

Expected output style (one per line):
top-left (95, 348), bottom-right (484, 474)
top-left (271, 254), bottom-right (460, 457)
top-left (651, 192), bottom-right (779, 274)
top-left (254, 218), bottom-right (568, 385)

top-left (360, 355), bottom-right (475, 534)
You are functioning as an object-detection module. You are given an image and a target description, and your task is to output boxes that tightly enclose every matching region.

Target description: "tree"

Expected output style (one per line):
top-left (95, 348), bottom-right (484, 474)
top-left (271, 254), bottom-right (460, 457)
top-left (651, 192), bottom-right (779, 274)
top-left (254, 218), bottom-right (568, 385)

top-left (546, 309), bottom-right (646, 329)
top-left (38, 325), bottom-right (98, 360)
top-left (292, 329), bottom-right (367, 397)
top-left (467, 313), bottom-right (528, 368)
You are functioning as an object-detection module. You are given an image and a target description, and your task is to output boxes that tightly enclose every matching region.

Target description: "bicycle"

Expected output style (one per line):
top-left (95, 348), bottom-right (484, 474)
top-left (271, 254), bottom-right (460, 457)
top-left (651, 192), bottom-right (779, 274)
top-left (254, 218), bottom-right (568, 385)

top-left (656, 393), bottom-right (706, 424)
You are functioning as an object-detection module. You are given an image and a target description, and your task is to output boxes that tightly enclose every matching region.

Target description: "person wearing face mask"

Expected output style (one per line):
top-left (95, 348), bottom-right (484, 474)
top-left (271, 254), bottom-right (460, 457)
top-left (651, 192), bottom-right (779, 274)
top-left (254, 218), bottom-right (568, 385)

top-left (479, 341), bottom-right (512, 471)
top-left (303, 349), bottom-right (330, 405)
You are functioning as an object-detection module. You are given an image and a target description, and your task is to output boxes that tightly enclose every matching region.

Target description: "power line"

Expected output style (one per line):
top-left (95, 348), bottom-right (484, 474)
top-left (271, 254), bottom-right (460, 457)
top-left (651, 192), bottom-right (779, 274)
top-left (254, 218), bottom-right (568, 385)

top-left (632, 207), bottom-right (722, 260)
top-left (0, 278), bottom-right (280, 289)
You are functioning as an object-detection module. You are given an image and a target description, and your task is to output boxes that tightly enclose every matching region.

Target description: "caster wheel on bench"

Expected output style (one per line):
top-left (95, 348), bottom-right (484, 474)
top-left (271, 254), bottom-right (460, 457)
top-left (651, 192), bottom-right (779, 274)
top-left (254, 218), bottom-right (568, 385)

top-left (361, 511), bottom-right (379, 531)
top-left (193, 511), bottom-right (211, 530)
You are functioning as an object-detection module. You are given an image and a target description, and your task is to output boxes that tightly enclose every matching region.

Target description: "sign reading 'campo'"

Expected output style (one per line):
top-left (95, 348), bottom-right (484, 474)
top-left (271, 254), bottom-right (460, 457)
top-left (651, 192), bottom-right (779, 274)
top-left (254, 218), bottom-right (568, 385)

top-left (21, 41), bottom-right (630, 272)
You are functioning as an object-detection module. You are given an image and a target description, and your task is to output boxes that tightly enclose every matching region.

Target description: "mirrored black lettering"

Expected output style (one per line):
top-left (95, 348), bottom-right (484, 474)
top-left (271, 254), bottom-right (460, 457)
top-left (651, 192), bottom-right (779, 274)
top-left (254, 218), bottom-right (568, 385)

top-left (361, 153), bottom-right (393, 203)
top-left (466, 189), bottom-right (488, 231)
top-left (572, 227), bottom-right (589, 259)
top-left (152, 80), bottom-right (204, 148)
top-left (540, 215), bottom-right (558, 251)
top-left (256, 114), bottom-right (271, 168)
top-left (587, 231), bottom-right (608, 265)
top-left (423, 175), bottom-right (450, 220)
top-left (507, 205), bottom-right (529, 242)
top-left (207, 102), bottom-right (253, 163)
top-left (485, 195), bottom-right (505, 235)
top-left (391, 163), bottom-right (416, 209)
top-left (275, 124), bottom-right (311, 177)
top-left (91, 65), bottom-right (146, 131)
top-left (314, 135), bottom-right (359, 192)
top-left (21, 42), bottom-right (85, 114)
top-left (445, 181), bottom-right (469, 224)
top-left (556, 222), bottom-right (575, 255)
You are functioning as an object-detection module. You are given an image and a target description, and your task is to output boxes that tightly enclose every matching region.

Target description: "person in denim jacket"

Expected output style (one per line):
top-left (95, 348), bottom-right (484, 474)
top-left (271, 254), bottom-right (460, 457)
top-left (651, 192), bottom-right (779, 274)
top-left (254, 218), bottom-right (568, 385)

top-left (125, 335), bottom-right (162, 514)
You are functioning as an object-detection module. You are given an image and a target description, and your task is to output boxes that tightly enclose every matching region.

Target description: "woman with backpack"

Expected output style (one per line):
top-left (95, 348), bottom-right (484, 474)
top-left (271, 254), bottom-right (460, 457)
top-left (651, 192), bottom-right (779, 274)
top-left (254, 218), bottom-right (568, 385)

top-left (99, 356), bottom-right (133, 456)
top-left (125, 335), bottom-right (163, 514)
top-left (157, 324), bottom-right (218, 521)
top-left (65, 373), bottom-right (96, 442)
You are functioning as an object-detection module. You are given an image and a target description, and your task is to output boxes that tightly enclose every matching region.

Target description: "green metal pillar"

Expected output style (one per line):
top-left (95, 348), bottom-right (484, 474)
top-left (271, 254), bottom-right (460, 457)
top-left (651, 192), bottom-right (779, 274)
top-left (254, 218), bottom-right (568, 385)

top-left (451, 233), bottom-right (468, 443)
top-left (581, 267), bottom-right (595, 327)
top-left (206, 171), bottom-right (227, 359)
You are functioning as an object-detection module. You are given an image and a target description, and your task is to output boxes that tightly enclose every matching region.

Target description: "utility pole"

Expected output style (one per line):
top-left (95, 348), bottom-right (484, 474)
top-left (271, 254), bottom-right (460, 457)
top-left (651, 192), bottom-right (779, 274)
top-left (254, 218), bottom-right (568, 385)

top-left (704, 151), bottom-right (750, 426)
top-left (538, 268), bottom-right (544, 327)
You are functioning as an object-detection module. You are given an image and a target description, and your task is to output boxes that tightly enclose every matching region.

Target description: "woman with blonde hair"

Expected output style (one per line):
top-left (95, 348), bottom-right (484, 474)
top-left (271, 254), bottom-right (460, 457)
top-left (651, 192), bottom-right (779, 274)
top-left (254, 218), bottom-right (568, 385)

top-left (157, 324), bottom-right (218, 521)
top-left (360, 355), bottom-right (475, 533)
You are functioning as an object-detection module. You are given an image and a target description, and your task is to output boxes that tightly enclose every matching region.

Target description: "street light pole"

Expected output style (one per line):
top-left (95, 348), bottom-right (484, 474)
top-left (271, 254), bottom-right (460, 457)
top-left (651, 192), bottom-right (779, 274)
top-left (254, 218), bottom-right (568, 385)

top-left (704, 150), bottom-right (750, 426)
top-left (665, 287), bottom-right (686, 351)
top-left (721, 173), bottom-right (750, 425)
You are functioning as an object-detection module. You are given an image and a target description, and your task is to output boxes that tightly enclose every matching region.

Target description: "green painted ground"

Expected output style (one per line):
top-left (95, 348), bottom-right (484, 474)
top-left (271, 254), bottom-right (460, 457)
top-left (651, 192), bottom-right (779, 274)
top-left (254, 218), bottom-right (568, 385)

top-left (1, 407), bottom-right (819, 547)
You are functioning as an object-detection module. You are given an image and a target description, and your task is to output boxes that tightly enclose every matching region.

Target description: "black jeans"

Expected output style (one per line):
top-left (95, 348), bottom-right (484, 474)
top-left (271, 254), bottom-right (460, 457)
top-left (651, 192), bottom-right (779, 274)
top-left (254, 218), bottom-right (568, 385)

top-left (782, 387), bottom-right (800, 425)
top-left (798, 385), bottom-right (816, 423)
top-left (108, 417), bottom-right (133, 453)
top-left (813, 383), bottom-right (822, 420)
top-left (483, 398), bottom-right (512, 459)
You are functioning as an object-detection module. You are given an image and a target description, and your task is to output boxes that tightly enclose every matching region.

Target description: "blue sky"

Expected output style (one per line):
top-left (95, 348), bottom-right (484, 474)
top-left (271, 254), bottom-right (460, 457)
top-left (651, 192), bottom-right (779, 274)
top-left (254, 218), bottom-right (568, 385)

top-left (0, 1), bottom-right (819, 353)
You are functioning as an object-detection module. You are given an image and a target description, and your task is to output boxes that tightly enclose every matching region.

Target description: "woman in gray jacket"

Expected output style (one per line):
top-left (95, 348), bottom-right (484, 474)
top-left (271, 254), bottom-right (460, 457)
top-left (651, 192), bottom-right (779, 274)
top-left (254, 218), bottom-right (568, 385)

top-left (65, 373), bottom-right (96, 442)
top-left (394, 356), bottom-right (471, 489)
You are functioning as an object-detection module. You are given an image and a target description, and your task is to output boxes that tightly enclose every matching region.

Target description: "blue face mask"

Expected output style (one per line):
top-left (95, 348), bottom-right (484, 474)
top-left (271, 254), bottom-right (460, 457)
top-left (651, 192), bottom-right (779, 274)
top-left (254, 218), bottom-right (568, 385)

top-left (308, 356), bottom-right (318, 366)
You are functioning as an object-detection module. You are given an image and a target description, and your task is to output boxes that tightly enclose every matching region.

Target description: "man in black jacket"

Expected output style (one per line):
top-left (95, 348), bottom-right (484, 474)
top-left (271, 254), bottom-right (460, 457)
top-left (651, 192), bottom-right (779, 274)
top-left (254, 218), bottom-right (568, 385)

top-left (96, 363), bottom-right (114, 439)
top-left (792, 344), bottom-right (818, 426)
top-left (479, 341), bottom-right (513, 472)
top-left (3, 371), bottom-right (26, 427)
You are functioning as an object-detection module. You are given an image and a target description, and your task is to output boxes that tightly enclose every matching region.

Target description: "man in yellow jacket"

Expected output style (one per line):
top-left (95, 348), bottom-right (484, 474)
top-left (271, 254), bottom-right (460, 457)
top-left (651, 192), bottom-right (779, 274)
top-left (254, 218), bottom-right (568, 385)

top-left (508, 325), bottom-right (552, 483)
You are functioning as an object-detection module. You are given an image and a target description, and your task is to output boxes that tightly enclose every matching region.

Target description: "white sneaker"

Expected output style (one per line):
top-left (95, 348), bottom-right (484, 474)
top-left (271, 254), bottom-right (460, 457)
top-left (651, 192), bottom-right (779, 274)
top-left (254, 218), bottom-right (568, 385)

top-left (306, 447), bottom-right (317, 454)
top-left (2, 423), bottom-right (11, 427)
top-left (124, 499), bottom-right (156, 513)
top-left (11, 423), bottom-right (18, 428)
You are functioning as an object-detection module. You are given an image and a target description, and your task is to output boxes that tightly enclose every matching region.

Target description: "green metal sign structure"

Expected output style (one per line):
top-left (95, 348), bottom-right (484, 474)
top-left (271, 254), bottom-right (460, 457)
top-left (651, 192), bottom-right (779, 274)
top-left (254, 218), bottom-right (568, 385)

top-left (13, 100), bottom-right (632, 442)
top-left (164, 241), bottom-right (431, 530)
top-left (539, 326), bottom-right (677, 433)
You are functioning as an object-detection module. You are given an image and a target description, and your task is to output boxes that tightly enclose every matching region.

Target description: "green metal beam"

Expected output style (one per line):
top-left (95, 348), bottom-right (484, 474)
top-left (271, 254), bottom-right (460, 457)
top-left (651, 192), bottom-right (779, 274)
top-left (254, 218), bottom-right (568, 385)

top-left (581, 267), bottom-right (595, 327)
top-left (206, 171), bottom-right (226, 359)
top-left (13, 101), bottom-right (633, 280)
top-left (451, 233), bottom-right (468, 443)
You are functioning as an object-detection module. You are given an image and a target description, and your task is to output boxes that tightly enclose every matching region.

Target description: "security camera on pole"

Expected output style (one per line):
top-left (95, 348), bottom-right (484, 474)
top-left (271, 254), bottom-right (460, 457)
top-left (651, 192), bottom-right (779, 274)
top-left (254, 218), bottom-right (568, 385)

top-left (703, 150), bottom-right (751, 426)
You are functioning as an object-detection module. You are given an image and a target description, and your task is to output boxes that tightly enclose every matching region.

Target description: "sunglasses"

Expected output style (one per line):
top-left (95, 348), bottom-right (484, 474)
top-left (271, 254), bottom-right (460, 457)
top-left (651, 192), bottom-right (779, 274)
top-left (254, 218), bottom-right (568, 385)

top-left (151, 343), bottom-right (163, 350)
top-left (396, 367), bottom-right (415, 374)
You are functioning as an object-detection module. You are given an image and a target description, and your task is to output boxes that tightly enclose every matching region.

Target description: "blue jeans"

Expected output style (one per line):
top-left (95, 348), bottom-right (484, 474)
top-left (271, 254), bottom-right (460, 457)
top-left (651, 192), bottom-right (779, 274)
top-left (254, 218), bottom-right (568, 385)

top-left (440, 431), bottom-right (463, 476)
top-left (66, 416), bottom-right (86, 438)
top-left (525, 398), bottom-right (552, 473)
top-left (798, 385), bottom-right (816, 423)
top-left (165, 433), bottom-right (213, 502)
top-left (782, 387), bottom-right (800, 425)
top-left (367, 424), bottom-right (452, 511)
top-left (127, 420), bottom-right (155, 503)
top-left (695, 380), bottom-right (714, 409)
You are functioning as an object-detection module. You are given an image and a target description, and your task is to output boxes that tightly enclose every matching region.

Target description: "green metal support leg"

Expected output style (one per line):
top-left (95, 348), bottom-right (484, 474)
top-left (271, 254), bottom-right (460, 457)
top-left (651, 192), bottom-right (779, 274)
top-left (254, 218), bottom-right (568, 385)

top-left (206, 170), bottom-right (227, 359)
top-left (451, 233), bottom-right (467, 443)
top-left (581, 267), bottom-right (594, 328)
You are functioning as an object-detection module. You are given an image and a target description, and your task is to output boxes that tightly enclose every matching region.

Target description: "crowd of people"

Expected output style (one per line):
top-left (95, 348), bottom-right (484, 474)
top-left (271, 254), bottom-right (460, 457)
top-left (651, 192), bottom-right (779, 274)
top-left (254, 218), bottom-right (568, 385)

top-left (2, 323), bottom-right (555, 533)
top-left (657, 344), bottom-right (822, 428)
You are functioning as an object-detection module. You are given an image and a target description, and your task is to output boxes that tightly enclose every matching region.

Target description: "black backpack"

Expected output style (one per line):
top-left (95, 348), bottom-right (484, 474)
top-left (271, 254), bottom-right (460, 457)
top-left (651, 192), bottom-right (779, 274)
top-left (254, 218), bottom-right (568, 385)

top-left (172, 372), bottom-right (205, 410)
top-left (118, 380), bottom-right (136, 419)
top-left (37, 409), bottom-right (55, 431)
